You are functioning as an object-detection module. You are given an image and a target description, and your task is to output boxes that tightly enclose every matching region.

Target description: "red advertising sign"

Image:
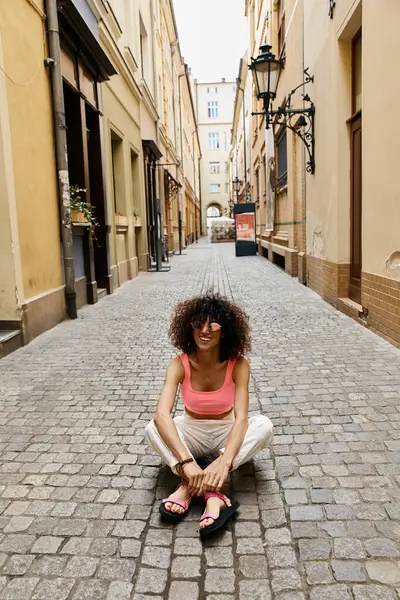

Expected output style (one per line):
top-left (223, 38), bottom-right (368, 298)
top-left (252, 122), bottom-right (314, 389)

top-left (236, 212), bottom-right (256, 242)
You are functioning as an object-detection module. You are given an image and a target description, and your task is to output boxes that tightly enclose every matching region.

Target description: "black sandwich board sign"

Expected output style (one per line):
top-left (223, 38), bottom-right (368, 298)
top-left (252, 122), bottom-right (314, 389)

top-left (234, 202), bottom-right (257, 257)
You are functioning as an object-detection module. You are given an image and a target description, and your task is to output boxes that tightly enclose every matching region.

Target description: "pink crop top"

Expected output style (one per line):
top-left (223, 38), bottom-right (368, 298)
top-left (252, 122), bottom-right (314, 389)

top-left (179, 353), bottom-right (236, 416)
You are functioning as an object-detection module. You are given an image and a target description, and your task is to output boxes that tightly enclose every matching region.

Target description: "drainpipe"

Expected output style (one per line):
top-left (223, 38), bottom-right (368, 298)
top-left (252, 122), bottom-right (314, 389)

top-left (46, 0), bottom-right (77, 319)
top-left (150, 0), bottom-right (164, 270)
top-left (178, 69), bottom-right (187, 254)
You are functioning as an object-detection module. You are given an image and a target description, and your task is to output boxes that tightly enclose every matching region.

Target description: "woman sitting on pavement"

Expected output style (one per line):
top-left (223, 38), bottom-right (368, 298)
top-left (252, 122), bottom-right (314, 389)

top-left (145, 291), bottom-right (274, 538)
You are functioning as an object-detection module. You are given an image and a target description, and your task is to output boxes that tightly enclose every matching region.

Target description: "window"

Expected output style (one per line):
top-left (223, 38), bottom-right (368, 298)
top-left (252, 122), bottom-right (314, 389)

top-left (215, 87), bottom-right (218, 93)
top-left (210, 184), bottom-right (220, 193)
top-left (208, 101), bottom-right (219, 119)
top-left (210, 162), bottom-right (220, 174)
top-left (278, 0), bottom-right (286, 56)
top-left (276, 129), bottom-right (287, 186)
top-left (207, 87), bottom-right (210, 93)
top-left (111, 130), bottom-right (124, 214)
top-left (208, 133), bottom-right (220, 149)
top-left (224, 132), bottom-right (228, 150)
top-left (352, 31), bottom-right (362, 113)
top-left (225, 183), bottom-right (229, 194)
top-left (140, 15), bottom-right (149, 83)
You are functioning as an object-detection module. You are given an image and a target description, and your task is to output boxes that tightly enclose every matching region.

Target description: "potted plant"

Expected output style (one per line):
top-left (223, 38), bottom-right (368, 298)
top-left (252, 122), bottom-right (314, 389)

top-left (115, 213), bottom-right (129, 228)
top-left (69, 185), bottom-right (98, 239)
top-left (133, 208), bottom-right (141, 227)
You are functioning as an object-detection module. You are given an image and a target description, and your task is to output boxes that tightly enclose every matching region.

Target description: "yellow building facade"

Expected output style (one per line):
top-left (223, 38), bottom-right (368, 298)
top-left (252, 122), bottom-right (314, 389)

top-left (0, 0), bottom-right (66, 352)
top-left (0, 0), bottom-right (200, 357)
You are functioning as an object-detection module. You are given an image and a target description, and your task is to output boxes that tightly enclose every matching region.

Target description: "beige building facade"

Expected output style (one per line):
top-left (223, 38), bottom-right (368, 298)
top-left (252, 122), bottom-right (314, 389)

top-left (241, 0), bottom-right (400, 347)
top-left (196, 79), bottom-right (236, 233)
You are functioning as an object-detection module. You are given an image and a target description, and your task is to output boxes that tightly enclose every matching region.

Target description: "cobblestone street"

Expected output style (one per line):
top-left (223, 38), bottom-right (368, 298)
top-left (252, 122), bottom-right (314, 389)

top-left (0, 239), bottom-right (400, 600)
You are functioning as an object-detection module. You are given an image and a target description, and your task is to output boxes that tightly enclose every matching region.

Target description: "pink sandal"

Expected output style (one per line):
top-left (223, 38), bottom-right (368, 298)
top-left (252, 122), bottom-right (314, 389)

top-left (159, 483), bottom-right (191, 523)
top-left (199, 492), bottom-right (240, 538)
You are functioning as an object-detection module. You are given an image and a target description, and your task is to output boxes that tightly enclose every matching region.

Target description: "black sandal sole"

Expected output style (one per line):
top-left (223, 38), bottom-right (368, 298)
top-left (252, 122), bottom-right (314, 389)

top-left (159, 503), bottom-right (187, 523)
top-left (199, 500), bottom-right (240, 539)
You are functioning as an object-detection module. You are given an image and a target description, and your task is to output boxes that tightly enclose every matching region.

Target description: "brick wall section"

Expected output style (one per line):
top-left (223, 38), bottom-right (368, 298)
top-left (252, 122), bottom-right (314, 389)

top-left (363, 272), bottom-right (400, 346)
top-left (307, 256), bottom-right (351, 302)
top-left (285, 250), bottom-right (298, 277)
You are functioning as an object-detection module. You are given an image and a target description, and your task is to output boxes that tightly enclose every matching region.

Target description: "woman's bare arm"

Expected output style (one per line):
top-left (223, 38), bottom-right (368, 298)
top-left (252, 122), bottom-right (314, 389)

top-left (153, 358), bottom-right (190, 463)
top-left (220, 357), bottom-right (250, 467)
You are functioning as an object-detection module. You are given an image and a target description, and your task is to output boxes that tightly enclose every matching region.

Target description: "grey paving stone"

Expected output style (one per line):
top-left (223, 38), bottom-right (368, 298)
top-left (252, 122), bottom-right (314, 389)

top-left (267, 545), bottom-right (298, 568)
top-left (365, 561), bottom-right (400, 585)
top-left (120, 539), bottom-right (142, 558)
top-left (205, 547), bottom-right (234, 567)
top-left (299, 538), bottom-right (331, 560)
top-left (31, 578), bottom-right (75, 600)
top-left (32, 535), bottom-right (64, 554)
top-left (64, 556), bottom-right (98, 578)
top-left (271, 568), bottom-right (302, 593)
top-left (239, 579), bottom-right (271, 600)
top-left (332, 560), bottom-right (367, 582)
top-left (142, 546), bottom-right (171, 569)
top-left (3, 553), bottom-right (34, 575)
top-left (168, 581), bottom-right (199, 600)
top-left (29, 556), bottom-right (67, 576)
top-left (264, 527), bottom-right (292, 546)
top-left (135, 567), bottom-right (168, 594)
top-left (171, 556), bottom-right (201, 578)
top-left (236, 537), bottom-right (265, 554)
top-left (364, 538), bottom-right (400, 558)
top-left (234, 521), bottom-right (262, 537)
top-left (239, 555), bottom-right (269, 578)
top-left (205, 569), bottom-right (235, 593)
top-left (89, 538), bottom-right (118, 557)
top-left (97, 558), bottom-right (136, 581)
top-left (334, 538), bottom-right (365, 559)
top-left (174, 537), bottom-right (203, 556)
top-left (290, 506), bottom-right (324, 521)
top-left (145, 528), bottom-right (173, 546)
top-left (0, 577), bottom-right (39, 599)
top-left (72, 580), bottom-right (109, 599)
top-left (309, 584), bottom-right (352, 600)
top-left (305, 561), bottom-right (334, 584)
top-left (352, 584), bottom-right (397, 599)
top-left (106, 581), bottom-right (133, 600)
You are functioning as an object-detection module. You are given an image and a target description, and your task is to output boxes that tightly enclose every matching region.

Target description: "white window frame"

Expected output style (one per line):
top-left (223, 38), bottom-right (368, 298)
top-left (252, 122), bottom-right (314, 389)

top-left (208, 133), bottom-right (220, 149)
top-left (208, 101), bottom-right (219, 119)
top-left (210, 183), bottom-right (220, 193)
top-left (210, 162), bottom-right (220, 174)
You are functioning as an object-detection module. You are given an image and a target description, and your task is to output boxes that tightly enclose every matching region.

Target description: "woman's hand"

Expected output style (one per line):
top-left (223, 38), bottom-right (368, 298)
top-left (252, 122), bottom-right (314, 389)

top-left (202, 456), bottom-right (231, 493)
top-left (181, 461), bottom-right (205, 496)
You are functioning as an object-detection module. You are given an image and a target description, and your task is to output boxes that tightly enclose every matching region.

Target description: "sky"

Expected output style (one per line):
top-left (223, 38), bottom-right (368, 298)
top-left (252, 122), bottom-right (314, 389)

top-left (172, 0), bottom-right (248, 83)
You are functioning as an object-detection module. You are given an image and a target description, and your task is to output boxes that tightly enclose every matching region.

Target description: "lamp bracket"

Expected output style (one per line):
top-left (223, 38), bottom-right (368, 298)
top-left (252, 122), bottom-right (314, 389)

top-left (252, 69), bottom-right (316, 174)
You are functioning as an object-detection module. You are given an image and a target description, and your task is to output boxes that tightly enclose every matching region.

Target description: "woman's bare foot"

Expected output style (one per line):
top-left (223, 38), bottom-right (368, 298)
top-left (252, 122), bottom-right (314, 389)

top-left (164, 484), bottom-right (192, 514)
top-left (200, 495), bottom-right (231, 528)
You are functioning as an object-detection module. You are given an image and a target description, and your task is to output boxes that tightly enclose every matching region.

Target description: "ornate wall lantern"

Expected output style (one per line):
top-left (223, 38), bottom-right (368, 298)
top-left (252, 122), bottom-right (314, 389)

top-left (249, 44), bottom-right (316, 174)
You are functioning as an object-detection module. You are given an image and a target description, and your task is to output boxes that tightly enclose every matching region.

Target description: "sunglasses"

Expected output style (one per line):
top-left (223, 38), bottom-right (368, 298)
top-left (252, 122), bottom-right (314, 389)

top-left (191, 320), bottom-right (221, 333)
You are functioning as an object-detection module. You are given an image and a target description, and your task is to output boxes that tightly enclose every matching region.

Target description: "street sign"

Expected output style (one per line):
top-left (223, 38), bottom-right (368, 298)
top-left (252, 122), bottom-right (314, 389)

top-left (234, 203), bottom-right (257, 257)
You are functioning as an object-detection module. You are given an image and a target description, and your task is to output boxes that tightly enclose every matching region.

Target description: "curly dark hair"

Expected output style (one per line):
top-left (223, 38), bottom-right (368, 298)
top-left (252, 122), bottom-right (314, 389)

top-left (169, 291), bottom-right (251, 362)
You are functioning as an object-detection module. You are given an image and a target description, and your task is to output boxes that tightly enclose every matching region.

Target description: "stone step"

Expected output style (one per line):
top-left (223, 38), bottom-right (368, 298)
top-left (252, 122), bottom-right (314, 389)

top-left (0, 330), bottom-right (22, 359)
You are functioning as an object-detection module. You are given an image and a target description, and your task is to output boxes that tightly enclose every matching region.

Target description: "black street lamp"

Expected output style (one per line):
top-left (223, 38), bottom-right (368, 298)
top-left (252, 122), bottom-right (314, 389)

top-left (233, 176), bottom-right (241, 203)
top-left (249, 44), bottom-right (316, 174)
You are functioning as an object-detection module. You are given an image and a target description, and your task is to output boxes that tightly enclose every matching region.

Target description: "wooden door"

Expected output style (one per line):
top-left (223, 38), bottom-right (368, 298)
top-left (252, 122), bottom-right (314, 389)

top-left (349, 115), bottom-right (362, 304)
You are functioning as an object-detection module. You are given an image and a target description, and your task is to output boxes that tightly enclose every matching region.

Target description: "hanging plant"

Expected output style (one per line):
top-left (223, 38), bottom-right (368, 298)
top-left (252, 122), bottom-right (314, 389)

top-left (69, 185), bottom-right (98, 240)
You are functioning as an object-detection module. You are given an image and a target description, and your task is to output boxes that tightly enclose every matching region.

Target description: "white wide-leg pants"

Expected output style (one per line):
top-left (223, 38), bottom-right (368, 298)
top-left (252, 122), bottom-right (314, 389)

top-left (145, 412), bottom-right (274, 474)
